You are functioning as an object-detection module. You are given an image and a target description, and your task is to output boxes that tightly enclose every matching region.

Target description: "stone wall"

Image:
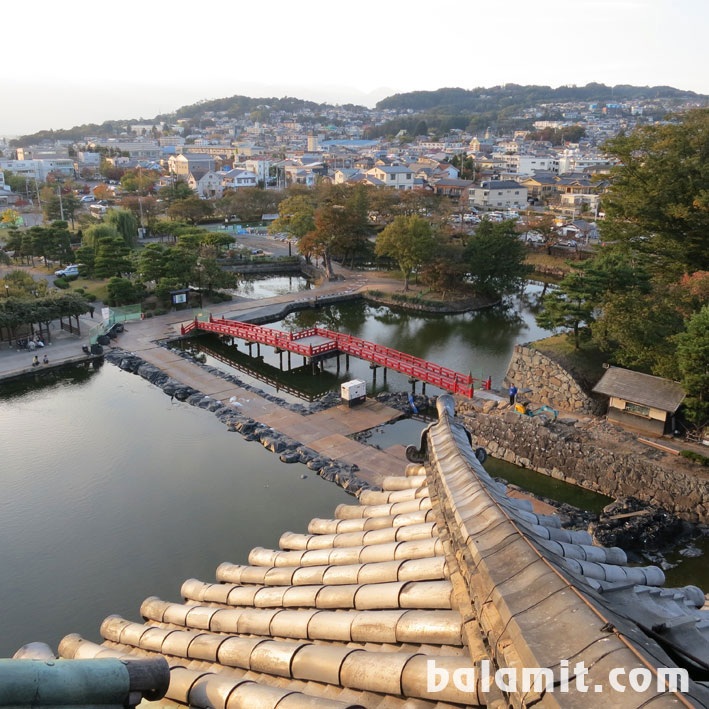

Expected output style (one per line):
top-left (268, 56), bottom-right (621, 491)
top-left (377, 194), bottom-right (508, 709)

top-left (455, 400), bottom-right (709, 523)
top-left (505, 344), bottom-right (602, 414)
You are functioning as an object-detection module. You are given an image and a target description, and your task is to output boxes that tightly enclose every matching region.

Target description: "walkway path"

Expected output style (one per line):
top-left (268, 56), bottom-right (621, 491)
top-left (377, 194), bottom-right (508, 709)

top-left (123, 343), bottom-right (407, 486)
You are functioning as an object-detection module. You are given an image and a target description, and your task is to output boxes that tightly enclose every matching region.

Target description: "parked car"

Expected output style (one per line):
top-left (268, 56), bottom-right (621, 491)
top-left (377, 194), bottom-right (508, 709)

top-left (80, 195), bottom-right (94, 203)
top-left (54, 265), bottom-right (80, 277)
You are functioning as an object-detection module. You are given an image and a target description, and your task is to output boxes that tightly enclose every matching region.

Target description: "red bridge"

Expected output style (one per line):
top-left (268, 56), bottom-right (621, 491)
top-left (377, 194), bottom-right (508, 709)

top-left (181, 315), bottom-right (488, 398)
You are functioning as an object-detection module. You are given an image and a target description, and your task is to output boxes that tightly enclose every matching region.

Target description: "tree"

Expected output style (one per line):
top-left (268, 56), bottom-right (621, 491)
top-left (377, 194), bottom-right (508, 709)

top-left (93, 184), bottom-right (113, 201)
top-left (107, 277), bottom-right (141, 306)
top-left (167, 195), bottom-right (213, 223)
top-left (155, 277), bottom-right (182, 305)
top-left (93, 237), bottom-right (132, 278)
top-left (163, 246), bottom-right (197, 286)
top-left (75, 246), bottom-right (95, 276)
top-left (601, 108), bottom-right (709, 272)
top-left (120, 169), bottom-right (157, 194)
top-left (1, 208), bottom-right (20, 224)
top-left (196, 257), bottom-right (236, 293)
top-left (43, 193), bottom-right (80, 228)
top-left (83, 223), bottom-right (120, 249)
top-left (465, 220), bottom-right (531, 297)
top-left (536, 271), bottom-right (595, 349)
top-left (106, 208), bottom-right (139, 247)
top-left (217, 187), bottom-right (284, 222)
top-left (269, 195), bottom-right (315, 242)
top-left (138, 243), bottom-right (167, 282)
top-left (675, 306), bottom-right (709, 429)
top-left (537, 248), bottom-right (652, 350)
top-left (119, 195), bottom-right (159, 225)
top-left (375, 215), bottom-right (437, 290)
top-left (158, 181), bottom-right (193, 204)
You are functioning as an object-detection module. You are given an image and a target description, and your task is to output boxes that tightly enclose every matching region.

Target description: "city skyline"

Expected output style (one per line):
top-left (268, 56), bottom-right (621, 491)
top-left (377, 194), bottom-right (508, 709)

top-left (3, 0), bottom-right (708, 135)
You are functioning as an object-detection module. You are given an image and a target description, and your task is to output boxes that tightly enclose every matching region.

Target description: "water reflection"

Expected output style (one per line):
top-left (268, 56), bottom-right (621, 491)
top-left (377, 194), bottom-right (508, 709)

top-left (232, 274), bottom-right (312, 300)
top-left (278, 284), bottom-right (553, 387)
top-left (0, 364), bottom-right (351, 656)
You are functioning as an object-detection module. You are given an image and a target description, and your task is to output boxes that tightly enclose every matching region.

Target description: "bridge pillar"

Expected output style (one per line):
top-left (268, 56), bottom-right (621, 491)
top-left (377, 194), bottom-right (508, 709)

top-left (408, 377), bottom-right (417, 394)
top-left (336, 355), bottom-right (340, 374)
top-left (288, 352), bottom-right (291, 370)
top-left (303, 356), bottom-right (307, 367)
top-left (383, 368), bottom-right (387, 382)
top-left (345, 354), bottom-right (350, 369)
top-left (422, 382), bottom-right (426, 395)
top-left (256, 343), bottom-right (261, 357)
top-left (279, 351), bottom-right (283, 369)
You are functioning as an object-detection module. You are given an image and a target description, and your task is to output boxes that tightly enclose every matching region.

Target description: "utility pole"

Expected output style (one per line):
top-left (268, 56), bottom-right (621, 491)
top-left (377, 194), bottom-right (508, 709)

top-left (57, 181), bottom-right (64, 221)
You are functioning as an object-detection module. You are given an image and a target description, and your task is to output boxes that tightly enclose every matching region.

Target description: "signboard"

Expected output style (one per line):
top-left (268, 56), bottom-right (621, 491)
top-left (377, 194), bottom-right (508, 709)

top-left (101, 307), bottom-right (110, 322)
top-left (173, 293), bottom-right (187, 304)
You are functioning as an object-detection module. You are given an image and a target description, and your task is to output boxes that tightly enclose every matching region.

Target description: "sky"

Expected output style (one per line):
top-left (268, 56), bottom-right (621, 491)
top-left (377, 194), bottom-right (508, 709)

top-left (2, 0), bottom-right (708, 136)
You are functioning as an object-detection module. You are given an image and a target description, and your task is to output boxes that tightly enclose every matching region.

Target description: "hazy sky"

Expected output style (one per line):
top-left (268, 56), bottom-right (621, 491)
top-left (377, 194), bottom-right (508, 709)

top-left (2, 0), bottom-right (707, 136)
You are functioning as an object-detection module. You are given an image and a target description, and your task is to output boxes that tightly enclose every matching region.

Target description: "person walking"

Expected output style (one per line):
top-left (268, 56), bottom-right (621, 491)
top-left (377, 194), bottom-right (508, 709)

top-left (508, 384), bottom-right (518, 406)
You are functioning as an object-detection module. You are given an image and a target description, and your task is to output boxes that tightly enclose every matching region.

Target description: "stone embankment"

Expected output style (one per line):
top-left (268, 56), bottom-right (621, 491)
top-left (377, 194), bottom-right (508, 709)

top-left (103, 348), bottom-right (378, 496)
top-left (456, 397), bottom-right (709, 523)
top-left (362, 292), bottom-right (499, 315)
top-left (505, 344), bottom-right (603, 414)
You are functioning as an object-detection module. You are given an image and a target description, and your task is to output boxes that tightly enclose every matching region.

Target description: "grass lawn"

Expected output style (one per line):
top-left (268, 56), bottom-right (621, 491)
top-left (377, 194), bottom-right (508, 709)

top-left (530, 333), bottom-right (608, 389)
top-left (68, 278), bottom-right (109, 303)
top-left (525, 252), bottom-right (575, 275)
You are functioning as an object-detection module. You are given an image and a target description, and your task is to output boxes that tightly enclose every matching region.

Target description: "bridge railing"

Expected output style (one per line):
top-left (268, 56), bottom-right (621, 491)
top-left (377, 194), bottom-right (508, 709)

top-left (182, 318), bottom-right (476, 397)
top-left (315, 328), bottom-right (478, 386)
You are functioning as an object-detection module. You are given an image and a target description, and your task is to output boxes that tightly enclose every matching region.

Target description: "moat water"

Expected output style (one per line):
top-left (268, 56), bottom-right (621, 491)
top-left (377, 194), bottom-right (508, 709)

top-left (0, 363), bottom-right (351, 657)
top-left (1, 285), bottom-right (705, 655)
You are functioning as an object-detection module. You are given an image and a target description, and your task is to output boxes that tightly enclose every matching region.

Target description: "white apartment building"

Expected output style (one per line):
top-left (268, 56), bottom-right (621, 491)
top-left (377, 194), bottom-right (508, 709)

top-left (0, 158), bottom-right (75, 182)
top-left (469, 180), bottom-right (528, 211)
top-left (517, 155), bottom-right (559, 175)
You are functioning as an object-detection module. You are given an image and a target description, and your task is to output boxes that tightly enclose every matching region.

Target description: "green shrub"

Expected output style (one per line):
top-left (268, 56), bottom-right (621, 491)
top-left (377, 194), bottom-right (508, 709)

top-left (66, 274), bottom-right (79, 282)
top-left (86, 294), bottom-right (97, 302)
top-left (74, 287), bottom-right (85, 294)
top-left (680, 450), bottom-right (709, 466)
top-left (54, 277), bottom-right (69, 289)
top-left (153, 308), bottom-right (167, 316)
top-left (145, 311), bottom-right (153, 318)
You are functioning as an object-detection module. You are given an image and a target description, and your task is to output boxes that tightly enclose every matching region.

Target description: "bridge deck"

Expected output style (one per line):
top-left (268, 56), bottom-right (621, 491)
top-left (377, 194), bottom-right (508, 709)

top-left (182, 316), bottom-right (482, 397)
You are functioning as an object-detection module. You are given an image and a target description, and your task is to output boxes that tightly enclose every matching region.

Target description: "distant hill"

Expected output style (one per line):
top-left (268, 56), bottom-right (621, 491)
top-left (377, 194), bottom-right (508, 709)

top-left (160, 94), bottom-right (366, 121)
top-left (10, 94), bottom-right (368, 147)
top-left (376, 83), bottom-right (707, 113)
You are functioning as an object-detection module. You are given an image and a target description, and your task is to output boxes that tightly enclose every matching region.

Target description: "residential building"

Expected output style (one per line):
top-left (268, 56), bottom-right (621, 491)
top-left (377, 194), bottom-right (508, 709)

top-left (168, 153), bottom-right (215, 177)
top-left (188, 170), bottom-right (224, 199)
top-left (242, 158), bottom-right (271, 184)
top-left (366, 165), bottom-right (414, 190)
top-left (220, 168), bottom-right (258, 190)
top-left (469, 180), bottom-right (527, 211)
top-left (432, 178), bottom-right (474, 203)
top-left (519, 173), bottom-right (558, 202)
top-left (517, 155), bottom-right (559, 175)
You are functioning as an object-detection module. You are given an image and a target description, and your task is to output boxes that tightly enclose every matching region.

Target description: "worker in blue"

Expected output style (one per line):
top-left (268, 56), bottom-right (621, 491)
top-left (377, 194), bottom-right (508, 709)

top-left (508, 384), bottom-right (518, 406)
